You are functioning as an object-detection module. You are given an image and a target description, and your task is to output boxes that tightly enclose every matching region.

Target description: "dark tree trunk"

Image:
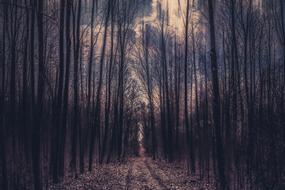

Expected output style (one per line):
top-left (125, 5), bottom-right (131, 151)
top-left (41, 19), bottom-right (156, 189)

top-left (207, 0), bottom-right (228, 189)
top-left (32, 0), bottom-right (45, 189)
top-left (89, 0), bottom-right (111, 170)
top-left (0, 1), bottom-right (8, 188)
top-left (101, 1), bottom-right (116, 163)
top-left (59, 0), bottom-right (72, 178)
top-left (52, 0), bottom-right (65, 182)
top-left (70, 0), bottom-right (82, 174)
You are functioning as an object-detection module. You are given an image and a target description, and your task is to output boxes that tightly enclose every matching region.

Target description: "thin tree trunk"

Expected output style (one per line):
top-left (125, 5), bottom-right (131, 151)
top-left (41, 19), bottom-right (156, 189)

top-left (184, 0), bottom-right (193, 174)
top-left (144, 24), bottom-right (157, 160)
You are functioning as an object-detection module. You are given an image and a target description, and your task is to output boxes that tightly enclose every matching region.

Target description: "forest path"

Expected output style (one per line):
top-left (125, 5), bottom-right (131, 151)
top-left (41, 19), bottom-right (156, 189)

top-left (126, 157), bottom-right (169, 190)
top-left (125, 157), bottom-right (214, 190)
top-left (50, 157), bottom-right (214, 190)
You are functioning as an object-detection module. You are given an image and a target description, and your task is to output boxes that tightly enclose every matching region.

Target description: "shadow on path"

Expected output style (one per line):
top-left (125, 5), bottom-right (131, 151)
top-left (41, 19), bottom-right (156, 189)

top-left (50, 156), bottom-right (214, 190)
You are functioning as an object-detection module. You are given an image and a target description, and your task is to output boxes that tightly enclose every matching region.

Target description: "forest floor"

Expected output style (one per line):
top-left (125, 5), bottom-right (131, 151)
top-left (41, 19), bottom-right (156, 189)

top-left (49, 156), bottom-right (215, 190)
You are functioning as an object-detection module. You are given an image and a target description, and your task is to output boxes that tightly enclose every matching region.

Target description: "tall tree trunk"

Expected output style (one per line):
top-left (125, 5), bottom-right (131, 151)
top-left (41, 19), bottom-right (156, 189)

top-left (86, 0), bottom-right (96, 170)
top-left (89, 0), bottom-right (111, 170)
top-left (30, 0), bottom-right (36, 106)
top-left (22, 0), bottom-right (30, 160)
top-left (59, 0), bottom-right (72, 178)
top-left (174, 35), bottom-right (181, 152)
top-left (32, 0), bottom-right (45, 189)
top-left (101, 2), bottom-right (116, 163)
top-left (144, 24), bottom-right (157, 160)
top-left (0, 1), bottom-right (8, 188)
top-left (184, 0), bottom-right (194, 174)
top-left (207, 0), bottom-right (228, 189)
top-left (87, 0), bottom-right (96, 116)
top-left (192, 22), bottom-right (198, 174)
top-left (52, 0), bottom-right (65, 182)
top-left (70, 0), bottom-right (82, 174)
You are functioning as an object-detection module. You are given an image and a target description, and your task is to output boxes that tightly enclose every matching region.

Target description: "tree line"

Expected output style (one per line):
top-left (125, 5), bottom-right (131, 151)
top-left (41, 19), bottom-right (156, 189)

top-left (139, 0), bottom-right (284, 189)
top-left (0, 0), bottom-right (143, 189)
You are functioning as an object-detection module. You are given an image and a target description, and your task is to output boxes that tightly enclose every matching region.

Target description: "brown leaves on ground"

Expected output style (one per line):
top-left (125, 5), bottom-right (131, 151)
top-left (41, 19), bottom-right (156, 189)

top-left (49, 157), bottom-right (215, 190)
top-left (49, 162), bottom-right (130, 190)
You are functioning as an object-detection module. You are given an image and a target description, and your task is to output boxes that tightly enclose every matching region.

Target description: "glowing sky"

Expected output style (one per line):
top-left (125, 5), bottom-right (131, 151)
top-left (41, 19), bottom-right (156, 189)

top-left (143, 0), bottom-right (184, 31)
top-left (142, 0), bottom-right (200, 35)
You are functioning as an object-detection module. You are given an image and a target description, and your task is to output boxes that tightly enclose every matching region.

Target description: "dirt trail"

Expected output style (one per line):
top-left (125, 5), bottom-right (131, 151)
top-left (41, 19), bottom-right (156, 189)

top-left (126, 157), bottom-right (169, 190)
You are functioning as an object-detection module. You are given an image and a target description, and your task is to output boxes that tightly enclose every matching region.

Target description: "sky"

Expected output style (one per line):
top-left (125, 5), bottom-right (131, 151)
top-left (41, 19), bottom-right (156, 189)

top-left (142, 0), bottom-right (204, 35)
top-left (143, 0), bottom-right (185, 33)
